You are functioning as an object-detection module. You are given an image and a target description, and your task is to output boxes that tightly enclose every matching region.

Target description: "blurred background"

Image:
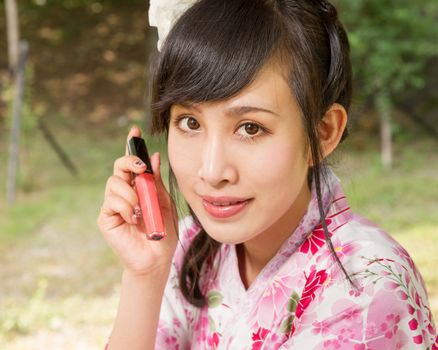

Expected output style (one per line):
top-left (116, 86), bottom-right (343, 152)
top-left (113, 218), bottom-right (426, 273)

top-left (0, 0), bottom-right (437, 349)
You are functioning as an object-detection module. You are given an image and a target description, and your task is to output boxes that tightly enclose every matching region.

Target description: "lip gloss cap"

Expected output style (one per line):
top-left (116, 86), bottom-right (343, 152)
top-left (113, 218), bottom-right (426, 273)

top-left (127, 137), bottom-right (153, 175)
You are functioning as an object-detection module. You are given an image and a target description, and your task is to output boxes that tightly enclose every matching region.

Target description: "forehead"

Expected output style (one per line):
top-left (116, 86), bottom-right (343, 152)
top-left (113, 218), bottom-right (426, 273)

top-left (173, 63), bottom-right (299, 115)
top-left (237, 63), bottom-right (291, 101)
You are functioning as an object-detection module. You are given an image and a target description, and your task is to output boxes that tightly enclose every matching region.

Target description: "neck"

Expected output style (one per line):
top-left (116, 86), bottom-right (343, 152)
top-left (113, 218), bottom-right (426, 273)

top-left (237, 180), bottom-right (311, 289)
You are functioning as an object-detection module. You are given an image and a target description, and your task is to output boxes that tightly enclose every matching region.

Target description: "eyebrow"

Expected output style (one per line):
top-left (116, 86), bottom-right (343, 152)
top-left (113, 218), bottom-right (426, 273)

top-left (178, 102), bottom-right (279, 117)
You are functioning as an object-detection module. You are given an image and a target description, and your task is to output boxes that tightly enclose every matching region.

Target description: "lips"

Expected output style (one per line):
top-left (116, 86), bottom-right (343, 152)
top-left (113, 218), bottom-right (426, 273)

top-left (201, 196), bottom-right (252, 219)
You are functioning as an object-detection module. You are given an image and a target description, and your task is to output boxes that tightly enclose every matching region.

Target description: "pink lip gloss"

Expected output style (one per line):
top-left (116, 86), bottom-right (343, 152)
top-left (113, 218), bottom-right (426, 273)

top-left (127, 137), bottom-right (165, 241)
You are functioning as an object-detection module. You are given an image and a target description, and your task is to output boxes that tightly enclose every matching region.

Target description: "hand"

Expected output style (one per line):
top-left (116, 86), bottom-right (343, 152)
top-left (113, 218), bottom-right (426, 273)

top-left (97, 126), bottom-right (178, 276)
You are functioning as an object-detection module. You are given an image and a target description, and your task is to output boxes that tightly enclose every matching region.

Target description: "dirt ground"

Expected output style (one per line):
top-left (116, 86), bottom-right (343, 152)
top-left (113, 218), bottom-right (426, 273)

top-left (0, 199), bottom-right (121, 349)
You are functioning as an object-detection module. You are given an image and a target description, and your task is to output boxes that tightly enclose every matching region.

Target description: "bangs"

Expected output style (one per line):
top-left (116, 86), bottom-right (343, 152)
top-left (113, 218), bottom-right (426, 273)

top-left (151, 0), bottom-right (286, 131)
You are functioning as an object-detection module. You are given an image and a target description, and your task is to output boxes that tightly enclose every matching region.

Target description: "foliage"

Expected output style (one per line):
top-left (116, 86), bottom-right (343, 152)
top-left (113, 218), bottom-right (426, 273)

top-left (335, 0), bottom-right (438, 98)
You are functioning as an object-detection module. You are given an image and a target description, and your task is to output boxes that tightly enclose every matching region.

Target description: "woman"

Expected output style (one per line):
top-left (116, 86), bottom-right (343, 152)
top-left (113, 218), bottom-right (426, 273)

top-left (97, 0), bottom-right (437, 348)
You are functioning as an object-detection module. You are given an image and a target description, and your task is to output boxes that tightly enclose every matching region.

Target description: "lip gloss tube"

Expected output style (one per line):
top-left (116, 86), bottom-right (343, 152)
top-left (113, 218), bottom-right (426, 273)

top-left (127, 137), bottom-right (166, 241)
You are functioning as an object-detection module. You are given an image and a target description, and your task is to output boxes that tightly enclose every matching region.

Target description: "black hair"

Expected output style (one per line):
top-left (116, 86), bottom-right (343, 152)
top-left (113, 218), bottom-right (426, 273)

top-left (150, 0), bottom-right (354, 307)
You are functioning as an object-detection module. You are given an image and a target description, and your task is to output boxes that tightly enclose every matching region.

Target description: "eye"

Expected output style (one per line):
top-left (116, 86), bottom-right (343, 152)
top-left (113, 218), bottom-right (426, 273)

top-left (236, 122), bottom-right (263, 138)
top-left (177, 116), bottom-right (200, 132)
top-left (243, 123), bottom-right (260, 135)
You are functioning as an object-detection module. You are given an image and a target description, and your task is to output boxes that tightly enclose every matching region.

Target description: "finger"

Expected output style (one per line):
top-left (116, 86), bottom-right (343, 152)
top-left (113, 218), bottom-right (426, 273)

top-left (104, 175), bottom-right (140, 208)
top-left (99, 193), bottom-right (136, 225)
top-left (113, 155), bottom-right (147, 183)
top-left (125, 125), bottom-right (143, 156)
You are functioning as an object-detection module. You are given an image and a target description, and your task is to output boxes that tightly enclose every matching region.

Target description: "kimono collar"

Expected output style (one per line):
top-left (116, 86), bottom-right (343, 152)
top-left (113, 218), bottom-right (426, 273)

top-left (281, 166), bottom-right (343, 254)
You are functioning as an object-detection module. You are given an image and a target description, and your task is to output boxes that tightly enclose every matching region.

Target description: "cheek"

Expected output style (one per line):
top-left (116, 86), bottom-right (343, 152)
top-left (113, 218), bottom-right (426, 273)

top-left (168, 133), bottom-right (198, 189)
top-left (245, 142), bottom-right (307, 190)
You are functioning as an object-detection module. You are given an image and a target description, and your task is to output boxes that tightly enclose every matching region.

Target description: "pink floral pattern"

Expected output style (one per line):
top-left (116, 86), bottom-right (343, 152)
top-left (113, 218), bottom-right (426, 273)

top-left (253, 274), bottom-right (295, 328)
top-left (289, 268), bottom-right (329, 337)
top-left (299, 219), bottom-right (332, 255)
top-left (145, 170), bottom-right (437, 349)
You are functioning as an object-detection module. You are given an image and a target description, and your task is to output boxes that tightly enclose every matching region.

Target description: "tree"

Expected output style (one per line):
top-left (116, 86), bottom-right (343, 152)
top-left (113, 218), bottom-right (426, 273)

top-left (336, 0), bottom-right (438, 168)
top-left (5, 0), bottom-right (19, 74)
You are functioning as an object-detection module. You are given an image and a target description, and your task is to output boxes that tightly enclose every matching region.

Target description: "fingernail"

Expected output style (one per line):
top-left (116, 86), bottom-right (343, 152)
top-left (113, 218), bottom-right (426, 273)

top-left (134, 160), bottom-right (145, 167)
top-left (134, 206), bottom-right (142, 217)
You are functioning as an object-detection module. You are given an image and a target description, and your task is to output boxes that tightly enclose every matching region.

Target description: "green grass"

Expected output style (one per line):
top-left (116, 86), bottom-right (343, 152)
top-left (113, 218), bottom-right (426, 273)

top-left (337, 139), bottom-right (438, 233)
top-left (0, 119), bottom-right (437, 348)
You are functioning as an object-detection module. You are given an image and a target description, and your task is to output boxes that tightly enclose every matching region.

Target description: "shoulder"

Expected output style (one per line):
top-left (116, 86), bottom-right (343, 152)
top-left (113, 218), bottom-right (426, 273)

top-left (334, 214), bottom-right (420, 277)
top-left (288, 213), bottom-right (437, 348)
top-left (331, 213), bottom-right (426, 295)
top-left (319, 214), bottom-right (437, 348)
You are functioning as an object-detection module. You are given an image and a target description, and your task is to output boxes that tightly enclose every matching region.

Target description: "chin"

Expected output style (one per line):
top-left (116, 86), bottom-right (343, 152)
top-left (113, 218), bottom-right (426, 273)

top-left (197, 217), bottom-right (259, 245)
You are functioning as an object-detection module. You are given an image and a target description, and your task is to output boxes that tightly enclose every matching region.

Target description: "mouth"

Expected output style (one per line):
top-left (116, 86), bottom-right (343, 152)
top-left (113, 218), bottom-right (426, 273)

top-left (201, 196), bottom-right (253, 219)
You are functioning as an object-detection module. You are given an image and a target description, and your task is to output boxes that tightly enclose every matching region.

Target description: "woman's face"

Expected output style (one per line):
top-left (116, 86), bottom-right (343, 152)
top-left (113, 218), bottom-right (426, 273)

top-left (168, 64), bottom-right (311, 245)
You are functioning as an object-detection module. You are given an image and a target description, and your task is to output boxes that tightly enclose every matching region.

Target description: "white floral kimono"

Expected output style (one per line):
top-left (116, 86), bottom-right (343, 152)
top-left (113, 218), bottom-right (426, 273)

top-left (143, 170), bottom-right (437, 349)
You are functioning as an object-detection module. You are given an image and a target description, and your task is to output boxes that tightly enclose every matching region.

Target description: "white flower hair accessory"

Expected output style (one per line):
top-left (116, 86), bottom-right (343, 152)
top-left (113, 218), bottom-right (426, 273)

top-left (148, 0), bottom-right (197, 51)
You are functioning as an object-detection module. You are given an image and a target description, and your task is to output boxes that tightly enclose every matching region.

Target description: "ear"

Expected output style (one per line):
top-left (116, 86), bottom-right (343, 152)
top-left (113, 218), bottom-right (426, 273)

top-left (307, 103), bottom-right (348, 165)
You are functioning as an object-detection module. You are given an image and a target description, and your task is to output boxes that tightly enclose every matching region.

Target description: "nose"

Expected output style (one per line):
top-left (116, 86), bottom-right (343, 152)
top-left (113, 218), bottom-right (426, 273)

top-left (198, 135), bottom-right (238, 187)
